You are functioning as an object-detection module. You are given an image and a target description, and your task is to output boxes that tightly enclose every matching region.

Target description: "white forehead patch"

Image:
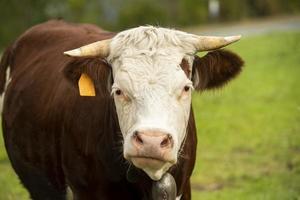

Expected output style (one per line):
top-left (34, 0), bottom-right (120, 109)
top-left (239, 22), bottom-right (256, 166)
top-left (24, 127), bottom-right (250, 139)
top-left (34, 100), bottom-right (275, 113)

top-left (107, 26), bottom-right (198, 72)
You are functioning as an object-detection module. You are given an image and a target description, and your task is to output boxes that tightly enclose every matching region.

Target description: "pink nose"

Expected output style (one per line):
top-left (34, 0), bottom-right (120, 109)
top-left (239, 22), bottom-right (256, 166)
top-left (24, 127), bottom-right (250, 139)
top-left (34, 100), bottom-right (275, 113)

top-left (132, 130), bottom-right (173, 153)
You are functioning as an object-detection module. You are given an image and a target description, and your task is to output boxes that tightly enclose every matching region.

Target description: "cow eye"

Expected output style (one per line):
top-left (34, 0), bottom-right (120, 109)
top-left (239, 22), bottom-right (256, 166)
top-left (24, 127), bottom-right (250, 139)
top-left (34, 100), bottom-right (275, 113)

top-left (114, 89), bottom-right (131, 102)
top-left (115, 89), bottom-right (122, 96)
top-left (183, 85), bottom-right (190, 92)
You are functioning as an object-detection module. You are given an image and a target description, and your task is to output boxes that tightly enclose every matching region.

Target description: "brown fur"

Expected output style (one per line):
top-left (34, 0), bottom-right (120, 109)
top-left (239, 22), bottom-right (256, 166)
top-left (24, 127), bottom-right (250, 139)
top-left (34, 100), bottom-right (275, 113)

top-left (180, 58), bottom-right (191, 77)
top-left (0, 20), bottom-right (243, 200)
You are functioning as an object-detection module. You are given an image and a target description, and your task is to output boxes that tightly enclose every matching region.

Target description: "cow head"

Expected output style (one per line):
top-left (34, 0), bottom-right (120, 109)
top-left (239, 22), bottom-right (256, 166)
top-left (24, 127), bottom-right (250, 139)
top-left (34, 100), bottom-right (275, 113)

top-left (64, 26), bottom-right (244, 180)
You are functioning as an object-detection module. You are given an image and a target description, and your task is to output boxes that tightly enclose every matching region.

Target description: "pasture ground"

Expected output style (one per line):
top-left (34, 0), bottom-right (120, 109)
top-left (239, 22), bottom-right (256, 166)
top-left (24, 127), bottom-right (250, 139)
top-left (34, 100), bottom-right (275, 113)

top-left (0, 31), bottom-right (300, 199)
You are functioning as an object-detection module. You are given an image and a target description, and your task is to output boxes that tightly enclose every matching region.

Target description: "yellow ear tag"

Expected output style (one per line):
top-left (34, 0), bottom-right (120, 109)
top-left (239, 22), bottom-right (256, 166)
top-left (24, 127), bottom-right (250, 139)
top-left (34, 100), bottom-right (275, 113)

top-left (78, 73), bottom-right (96, 96)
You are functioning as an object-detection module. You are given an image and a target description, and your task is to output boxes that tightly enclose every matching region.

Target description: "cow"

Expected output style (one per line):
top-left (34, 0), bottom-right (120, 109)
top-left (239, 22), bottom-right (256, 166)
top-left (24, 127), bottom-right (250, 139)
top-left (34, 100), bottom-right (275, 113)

top-left (0, 20), bottom-right (244, 200)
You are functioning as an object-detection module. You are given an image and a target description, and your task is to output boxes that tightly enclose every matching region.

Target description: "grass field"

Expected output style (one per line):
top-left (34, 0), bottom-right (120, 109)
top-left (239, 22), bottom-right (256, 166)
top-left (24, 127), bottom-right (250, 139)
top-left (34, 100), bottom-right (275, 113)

top-left (0, 31), bottom-right (300, 199)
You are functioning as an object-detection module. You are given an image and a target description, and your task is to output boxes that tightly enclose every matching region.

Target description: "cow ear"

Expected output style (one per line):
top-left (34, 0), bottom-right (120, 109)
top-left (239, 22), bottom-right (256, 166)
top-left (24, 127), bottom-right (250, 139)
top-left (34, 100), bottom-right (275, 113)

top-left (63, 58), bottom-right (112, 96)
top-left (192, 49), bottom-right (244, 91)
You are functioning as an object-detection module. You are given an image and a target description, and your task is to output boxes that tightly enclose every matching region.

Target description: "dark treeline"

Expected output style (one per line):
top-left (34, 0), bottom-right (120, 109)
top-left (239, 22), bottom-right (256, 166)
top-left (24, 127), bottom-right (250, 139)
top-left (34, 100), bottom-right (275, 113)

top-left (0, 0), bottom-right (299, 49)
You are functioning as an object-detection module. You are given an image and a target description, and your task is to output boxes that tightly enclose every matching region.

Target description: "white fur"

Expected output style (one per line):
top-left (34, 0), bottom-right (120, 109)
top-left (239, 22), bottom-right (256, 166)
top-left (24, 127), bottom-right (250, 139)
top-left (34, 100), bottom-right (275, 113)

top-left (0, 68), bottom-right (11, 112)
top-left (107, 26), bottom-right (198, 180)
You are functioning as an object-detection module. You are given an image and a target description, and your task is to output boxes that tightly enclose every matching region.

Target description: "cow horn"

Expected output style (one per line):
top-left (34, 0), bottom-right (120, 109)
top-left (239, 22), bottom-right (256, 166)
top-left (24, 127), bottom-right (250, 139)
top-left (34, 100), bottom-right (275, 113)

top-left (195, 35), bottom-right (241, 51)
top-left (64, 39), bottom-right (111, 57)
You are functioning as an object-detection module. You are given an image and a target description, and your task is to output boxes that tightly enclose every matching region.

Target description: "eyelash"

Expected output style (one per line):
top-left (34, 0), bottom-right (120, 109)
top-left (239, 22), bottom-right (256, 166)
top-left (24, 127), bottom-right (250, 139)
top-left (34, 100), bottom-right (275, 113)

top-left (111, 85), bottom-right (123, 97)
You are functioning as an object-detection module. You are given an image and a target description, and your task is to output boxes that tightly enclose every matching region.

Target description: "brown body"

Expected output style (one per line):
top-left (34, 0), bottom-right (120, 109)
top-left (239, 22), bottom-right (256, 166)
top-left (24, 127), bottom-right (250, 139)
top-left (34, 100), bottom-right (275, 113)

top-left (0, 20), bottom-right (243, 200)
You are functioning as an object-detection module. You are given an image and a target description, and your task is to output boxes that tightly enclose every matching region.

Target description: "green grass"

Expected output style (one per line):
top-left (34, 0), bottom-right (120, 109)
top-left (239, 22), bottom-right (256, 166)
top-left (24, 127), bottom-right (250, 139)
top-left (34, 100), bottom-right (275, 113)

top-left (0, 131), bottom-right (30, 199)
top-left (0, 31), bottom-right (300, 199)
top-left (191, 31), bottom-right (300, 199)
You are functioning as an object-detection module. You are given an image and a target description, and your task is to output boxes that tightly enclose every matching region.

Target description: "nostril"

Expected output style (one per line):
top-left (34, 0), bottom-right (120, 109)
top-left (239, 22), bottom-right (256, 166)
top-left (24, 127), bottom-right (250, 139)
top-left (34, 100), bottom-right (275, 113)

top-left (160, 134), bottom-right (173, 148)
top-left (133, 131), bottom-right (143, 145)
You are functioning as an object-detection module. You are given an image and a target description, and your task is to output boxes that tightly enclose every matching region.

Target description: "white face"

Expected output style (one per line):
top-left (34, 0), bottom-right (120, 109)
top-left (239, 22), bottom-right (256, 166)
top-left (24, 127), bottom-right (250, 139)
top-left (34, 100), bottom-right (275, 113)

top-left (107, 26), bottom-right (197, 180)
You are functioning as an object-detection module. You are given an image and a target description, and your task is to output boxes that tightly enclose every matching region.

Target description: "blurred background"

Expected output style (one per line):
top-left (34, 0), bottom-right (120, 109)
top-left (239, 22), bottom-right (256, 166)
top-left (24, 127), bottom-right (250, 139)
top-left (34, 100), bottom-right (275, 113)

top-left (1, 0), bottom-right (300, 48)
top-left (0, 0), bottom-right (300, 199)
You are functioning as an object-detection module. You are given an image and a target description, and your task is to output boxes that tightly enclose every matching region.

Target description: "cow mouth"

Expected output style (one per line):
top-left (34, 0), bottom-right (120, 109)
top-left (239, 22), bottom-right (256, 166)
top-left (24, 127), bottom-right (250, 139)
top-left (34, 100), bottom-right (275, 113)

top-left (130, 156), bottom-right (165, 168)
top-left (132, 156), bottom-right (165, 162)
top-left (130, 155), bottom-right (174, 170)
top-left (128, 156), bottom-right (171, 180)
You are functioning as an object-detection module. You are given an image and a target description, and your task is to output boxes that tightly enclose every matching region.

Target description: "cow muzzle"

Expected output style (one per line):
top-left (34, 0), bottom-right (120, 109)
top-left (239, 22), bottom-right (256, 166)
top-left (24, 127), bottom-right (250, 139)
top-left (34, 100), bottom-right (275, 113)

top-left (125, 130), bottom-right (176, 180)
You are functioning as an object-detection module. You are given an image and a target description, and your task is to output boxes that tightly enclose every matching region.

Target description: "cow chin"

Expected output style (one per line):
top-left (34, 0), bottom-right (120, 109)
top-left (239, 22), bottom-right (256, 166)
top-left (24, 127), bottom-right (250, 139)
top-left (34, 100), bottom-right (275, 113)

top-left (131, 157), bottom-right (173, 180)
